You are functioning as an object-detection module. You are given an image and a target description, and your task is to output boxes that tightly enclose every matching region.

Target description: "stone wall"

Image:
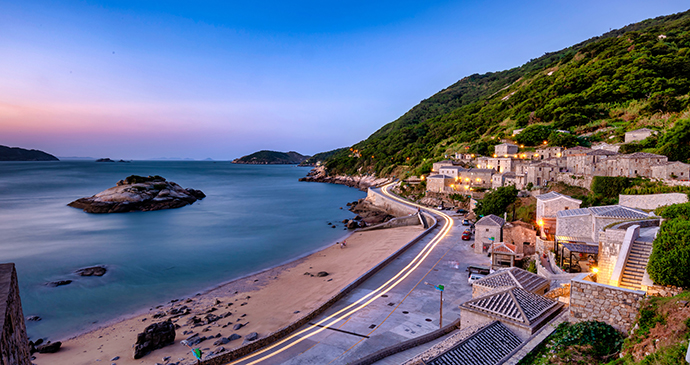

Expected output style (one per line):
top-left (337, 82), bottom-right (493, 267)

top-left (554, 173), bottom-right (592, 189)
top-left (536, 237), bottom-right (554, 253)
top-left (0, 263), bottom-right (31, 365)
top-left (503, 222), bottom-right (536, 255)
top-left (475, 225), bottom-right (502, 254)
top-left (619, 193), bottom-right (688, 210)
top-left (366, 188), bottom-right (418, 217)
top-left (569, 274), bottom-right (645, 333)
top-left (597, 228), bottom-right (628, 286)
top-left (556, 214), bottom-right (593, 241)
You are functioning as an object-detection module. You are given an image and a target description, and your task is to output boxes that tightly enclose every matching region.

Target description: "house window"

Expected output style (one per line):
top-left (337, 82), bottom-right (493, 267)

top-left (486, 229), bottom-right (489, 232)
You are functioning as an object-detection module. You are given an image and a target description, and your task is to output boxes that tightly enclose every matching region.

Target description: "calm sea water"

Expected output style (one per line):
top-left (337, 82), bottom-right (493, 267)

top-left (0, 161), bottom-right (364, 340)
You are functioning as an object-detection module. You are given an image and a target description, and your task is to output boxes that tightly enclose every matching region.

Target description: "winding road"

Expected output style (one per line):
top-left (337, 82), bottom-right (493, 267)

top-left (227, 183), bottom-right (489, 365)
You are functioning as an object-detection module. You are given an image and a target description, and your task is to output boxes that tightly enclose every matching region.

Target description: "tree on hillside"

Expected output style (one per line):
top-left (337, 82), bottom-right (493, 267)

top-left (515, 125), bottom-right (553, 146)
top-left (474, 186), bottom-right (518, 217)
top-left (656, 118), bottom-right (690, 162)
top-left (647, 218), bottom-right (690, 287)
top-left (548, 131), bottom-right (580, 148)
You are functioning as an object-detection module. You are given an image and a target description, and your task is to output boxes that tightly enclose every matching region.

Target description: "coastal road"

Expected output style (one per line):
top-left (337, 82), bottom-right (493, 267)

top-left (227, 183), bottom-right (491, 365)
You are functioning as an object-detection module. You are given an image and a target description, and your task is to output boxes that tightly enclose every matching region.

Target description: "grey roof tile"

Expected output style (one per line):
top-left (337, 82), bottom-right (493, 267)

top-left (476, 214), bottom-right (505, 227)
top-left (425, 321), bottom-right (522, 365)
top-left (462, 287), bottom-right (558, 325)
top-left (474, 267), bottom-right (549, 294)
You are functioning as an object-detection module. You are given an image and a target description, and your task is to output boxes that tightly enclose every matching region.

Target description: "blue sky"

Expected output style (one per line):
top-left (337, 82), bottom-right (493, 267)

top-left (1, 1), bottom-right (689, 159)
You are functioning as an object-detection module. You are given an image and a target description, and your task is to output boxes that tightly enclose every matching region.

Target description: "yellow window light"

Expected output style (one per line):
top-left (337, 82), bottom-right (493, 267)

top-left (493, 154), bottom-right (497, 158)
top-left (476, 164), bottom-right (481, 168)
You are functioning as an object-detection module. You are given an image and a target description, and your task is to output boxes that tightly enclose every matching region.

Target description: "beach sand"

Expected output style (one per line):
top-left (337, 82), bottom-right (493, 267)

top-left (34, 225), bottom-right (424, 365)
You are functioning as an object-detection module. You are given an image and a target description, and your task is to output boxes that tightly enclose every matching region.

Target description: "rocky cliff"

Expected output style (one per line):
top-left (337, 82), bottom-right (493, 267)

top-left (299, 166), bottom-right (393, 191)
top-left (68, 175), bottom-right (205, 213)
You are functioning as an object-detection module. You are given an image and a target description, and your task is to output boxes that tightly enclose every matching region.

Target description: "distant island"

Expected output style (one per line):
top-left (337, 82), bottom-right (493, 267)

top-left (232, 150), bottom-right (310, 164)
top-left (0, 145), bottom-right (59, 161)
top-left (68, 175), bottom-right (205, 213)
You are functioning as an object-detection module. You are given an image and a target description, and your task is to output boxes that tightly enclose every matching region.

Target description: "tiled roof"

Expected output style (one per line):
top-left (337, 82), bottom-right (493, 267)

top-left (491, 242), bottom-right (516, 254)
top-left (556, 205), bottom-right (651, 219)
top-left (529, 162), bottom-right (557, 168)
top-left (473, 267), bottom-right (549, 294)
top-left (425, 321), bottom-right (522, 365)
top-left (476, 214), bottom-right (505, 227)
top-left (586, 149), bottom-right (618, 156)
top-left (556, 208), bottom-right (591, 217)
top-left (462, 287), bottom-right (558, 325)
top-left (427, 174), bottom-right (453, 179)
top-left (616, 152), bottom-right (666, 159)
top-left (537, 191), bottom-right (582, 204)
top-left (589, 205), bottom-right (650, 219)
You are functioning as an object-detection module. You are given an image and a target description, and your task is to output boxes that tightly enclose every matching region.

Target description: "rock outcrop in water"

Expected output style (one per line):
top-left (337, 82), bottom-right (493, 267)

top-left (298, 166), bottom-right (392, 191)
top-left (68, 175), bottom-right (205, 213)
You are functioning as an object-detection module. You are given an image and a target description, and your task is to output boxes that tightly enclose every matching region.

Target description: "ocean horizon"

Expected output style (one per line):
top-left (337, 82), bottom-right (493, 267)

top-left (0, 161), bottom-right (365, 341)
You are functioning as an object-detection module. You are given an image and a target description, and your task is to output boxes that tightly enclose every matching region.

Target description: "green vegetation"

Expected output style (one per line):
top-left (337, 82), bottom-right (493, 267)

top-left (322, 9), bottom-right (690, 176)
top-left (233, 150), bottom-right (309, 165)
top-left (647, 202), bottom-right (690, 287)
top-left (0, 144), bottom-right (59, 161)
top-left (299, 148), bottom-right (347, 166)
top-left (517, 321), bottom-right (624, 365)
top-left (474, 185), bottom-right (518, 217)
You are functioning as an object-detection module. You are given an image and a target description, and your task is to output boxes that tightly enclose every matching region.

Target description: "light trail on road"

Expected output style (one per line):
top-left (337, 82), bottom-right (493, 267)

top-left (226, 182), bottom-right (453, 365)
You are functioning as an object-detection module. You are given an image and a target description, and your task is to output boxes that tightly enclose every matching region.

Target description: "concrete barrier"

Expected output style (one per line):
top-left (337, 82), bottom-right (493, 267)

top-left (201, 193), bottom-right (440, 364)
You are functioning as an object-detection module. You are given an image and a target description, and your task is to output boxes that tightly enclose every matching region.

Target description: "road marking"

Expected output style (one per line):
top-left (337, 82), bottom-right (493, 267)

top-left (227, 183), bottom-right (453, 365)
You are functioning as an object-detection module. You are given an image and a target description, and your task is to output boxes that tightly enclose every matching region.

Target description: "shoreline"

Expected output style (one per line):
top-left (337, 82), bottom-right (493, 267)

top-left (34, 225), bottom-right (425, 365)
top-left (56, 229), bottom-right (355, 342)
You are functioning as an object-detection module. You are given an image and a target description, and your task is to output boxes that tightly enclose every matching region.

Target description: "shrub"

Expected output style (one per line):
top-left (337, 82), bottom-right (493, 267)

top-left (475, 185), bottom-right (518, 217)
top-left (515, 125), bottom-right (553, 146)
top-left (647, 218), bottom-right (690, 287)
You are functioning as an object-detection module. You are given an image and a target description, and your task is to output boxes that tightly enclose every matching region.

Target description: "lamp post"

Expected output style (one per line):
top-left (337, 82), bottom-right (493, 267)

top-left (424, 282), bottom-right (444, 328)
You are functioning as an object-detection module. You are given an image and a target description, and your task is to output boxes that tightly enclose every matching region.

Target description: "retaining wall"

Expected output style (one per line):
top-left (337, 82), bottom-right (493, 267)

top-left (201, 191), bottom-right (439, 364)
top-left (619, 193), bottom-right (688, 210)
top-left (0, 263), bottom-right (31, 365)
top-left (569, 273), bottom-right (645, 333)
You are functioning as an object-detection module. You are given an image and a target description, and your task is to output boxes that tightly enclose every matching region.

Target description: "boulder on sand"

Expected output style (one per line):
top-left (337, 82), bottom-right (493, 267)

top-left (133, 319), bottom-right (176, 359)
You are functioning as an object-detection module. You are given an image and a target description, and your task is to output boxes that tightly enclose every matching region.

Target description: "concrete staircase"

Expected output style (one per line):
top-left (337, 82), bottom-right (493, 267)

top-left (619, 239), bottom-right (653, 290)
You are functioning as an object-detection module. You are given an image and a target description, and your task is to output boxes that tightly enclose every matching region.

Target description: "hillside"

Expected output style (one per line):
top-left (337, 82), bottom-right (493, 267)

top-left (299, 147), bottom-right (348, 166)
top-left (323, 9), bottom-right (690, 177)
top-left (232, 150), bottom-right (309, 164)
top-left (0, 145), bottom-right (59, 161)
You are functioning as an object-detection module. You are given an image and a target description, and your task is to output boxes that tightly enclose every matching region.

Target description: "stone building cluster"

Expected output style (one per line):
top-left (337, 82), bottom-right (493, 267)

top-left (426, 129), bottom-right (689, 193)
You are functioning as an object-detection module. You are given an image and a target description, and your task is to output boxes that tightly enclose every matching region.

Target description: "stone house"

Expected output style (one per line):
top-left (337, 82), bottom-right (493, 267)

top-left (591, 142), bottom-right (621, 153)
top-left (438, 166), bottom-right (466, 179)
top-left (459, 286), bottom-right (563, 340)
top-left (650, 161), bottom-right (690, 180)
top-left (526, 162), bottom-right (558, 187)
top-left (563, 146), bottom-right (592, 157)
top-left (426, 174), bottom-right (453, 193)
top-left (567, 149), bottom-right (619, 175)
top-left (600, 152), bottom-right (668, 178)
top-left (503, 221), bottom-right (537, 256)
top-left (474, 214), bottom-right (505, 253)
top-left (536, 192), bottom-right (582, 238)
top-left (457, 168), bottom-right (493, 189)
top-left (492, 172), bottom-right (516, 189)
top-left (624, 128), bottom-right (658, 143)
top-left (495, 143), bottom-right (519, 156)
top-left (535, 146), bottom-right (564, 160)
top-left (556, 205), bottom-right (652, 243)
top-left (505, 174), bottom-right (526, 190)
top-left (431, 160), bottom-right (456, 173)
top-left (472, 267), bottom-right (550, 298)
top-left (476, 156), bottom-right (525, 174)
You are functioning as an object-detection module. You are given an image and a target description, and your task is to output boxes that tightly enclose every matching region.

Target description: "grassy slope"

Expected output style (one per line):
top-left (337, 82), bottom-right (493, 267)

top-left (324, 9), bottom-right (690, 177)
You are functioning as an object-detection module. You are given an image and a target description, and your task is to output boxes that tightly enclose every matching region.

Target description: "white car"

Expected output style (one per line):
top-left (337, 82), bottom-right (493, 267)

top-left (468, 273), bottom-right (485, 284)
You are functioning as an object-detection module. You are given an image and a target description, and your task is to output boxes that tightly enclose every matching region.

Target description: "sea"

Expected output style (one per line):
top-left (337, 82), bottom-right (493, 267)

top-left (0, 161), bottom-right (365, 341)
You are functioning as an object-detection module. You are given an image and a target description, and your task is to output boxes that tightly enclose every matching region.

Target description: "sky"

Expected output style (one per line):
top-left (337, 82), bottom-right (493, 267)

top-left (1, 1), bottom-right (689, 160)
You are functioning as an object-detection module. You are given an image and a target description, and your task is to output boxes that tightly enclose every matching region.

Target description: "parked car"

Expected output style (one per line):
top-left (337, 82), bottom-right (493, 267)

top-left (462, 231), bottom-right (472, 240)
top-left (462, 219), bottom-right (470, 226)
top-left (466, 265), bottom-right (491, 276)
top-left (468, 273), bottom-right (485, 284)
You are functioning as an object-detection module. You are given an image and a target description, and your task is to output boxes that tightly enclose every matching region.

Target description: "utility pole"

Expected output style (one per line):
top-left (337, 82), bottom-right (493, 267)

top-left (424, 282), bottom-right (444, 328)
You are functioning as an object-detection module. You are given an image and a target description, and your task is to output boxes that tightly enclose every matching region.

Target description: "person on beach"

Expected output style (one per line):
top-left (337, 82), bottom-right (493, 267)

top-left (341, 240), bottom-right (347, 248)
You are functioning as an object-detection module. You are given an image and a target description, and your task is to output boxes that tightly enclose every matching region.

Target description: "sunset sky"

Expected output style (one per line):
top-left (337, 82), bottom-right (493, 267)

top-left (2, 1), bottom-right (689, 160)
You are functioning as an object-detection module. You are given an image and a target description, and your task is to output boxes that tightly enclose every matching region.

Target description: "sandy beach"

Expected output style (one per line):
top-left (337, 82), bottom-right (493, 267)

top-left (34, 225), bottom-right (424, 365)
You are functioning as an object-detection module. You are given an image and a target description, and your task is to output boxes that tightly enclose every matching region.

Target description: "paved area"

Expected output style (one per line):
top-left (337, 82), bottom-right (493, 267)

top-left (229, 192), bottom-right (492, 365)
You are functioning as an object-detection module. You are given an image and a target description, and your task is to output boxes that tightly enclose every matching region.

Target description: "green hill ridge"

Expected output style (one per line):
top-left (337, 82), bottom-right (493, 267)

top-left (0, 145), bottom-right (59, 161)
top-left (323, 9), bottom-right (690, 177)
top-left (232, 150), bottom-right (310, 165)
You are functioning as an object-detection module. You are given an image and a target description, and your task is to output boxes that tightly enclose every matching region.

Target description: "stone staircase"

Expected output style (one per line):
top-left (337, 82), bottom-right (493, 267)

top-left (619, 239), bottom-right (653, 290)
